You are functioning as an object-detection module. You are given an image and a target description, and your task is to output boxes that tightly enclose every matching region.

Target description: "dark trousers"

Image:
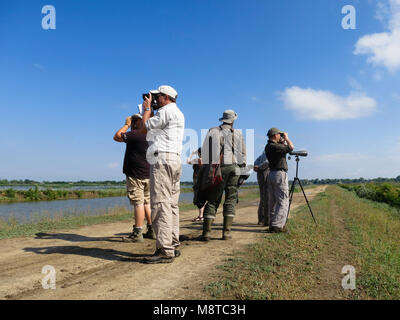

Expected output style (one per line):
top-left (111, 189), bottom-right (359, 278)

top-left (257, 169), bottom-right (269, 225)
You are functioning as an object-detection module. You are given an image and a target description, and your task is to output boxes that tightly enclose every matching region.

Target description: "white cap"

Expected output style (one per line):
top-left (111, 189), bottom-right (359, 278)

top-left (150, 85), bottom-right (178, 100)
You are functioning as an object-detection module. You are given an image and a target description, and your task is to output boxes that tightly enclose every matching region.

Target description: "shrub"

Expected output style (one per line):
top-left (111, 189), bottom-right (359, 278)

top-left (74, 190), bottom-right (83, 198)
top-left (25, 186), bottom-right (41, 201)
top-left (43, 188), bottom-right (57, 200)
top-left (5, 188), bottom-right (16, 199)
top-left (340, 183), bottom-right (400, 209)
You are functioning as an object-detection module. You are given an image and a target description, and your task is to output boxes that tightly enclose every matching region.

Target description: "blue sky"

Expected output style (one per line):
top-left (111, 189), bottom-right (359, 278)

top-left (0, 0), bottom-right (399, 182)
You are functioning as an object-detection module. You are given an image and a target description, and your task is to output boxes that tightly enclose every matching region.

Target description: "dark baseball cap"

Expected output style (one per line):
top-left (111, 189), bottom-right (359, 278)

top-left (267, 128), bottom-right (283, 137)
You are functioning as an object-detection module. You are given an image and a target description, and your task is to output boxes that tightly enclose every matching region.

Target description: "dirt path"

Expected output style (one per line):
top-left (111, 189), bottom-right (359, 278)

top-left (0, 186), bottom-right (326, 300)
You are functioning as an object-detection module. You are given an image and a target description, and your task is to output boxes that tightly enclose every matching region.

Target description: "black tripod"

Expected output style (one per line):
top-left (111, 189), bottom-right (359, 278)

top-left (285, 155), bottom-right (317, 226)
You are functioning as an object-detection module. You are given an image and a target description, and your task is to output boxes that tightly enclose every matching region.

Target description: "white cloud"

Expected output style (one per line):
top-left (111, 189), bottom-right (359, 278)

top-left (280, 86), bottom-right (377, 120)
top-left (107, 162), bottom-right (119, 169)
top-left (373, 70), bottom-right (384, 80)
top-left (393, 92), bottom-right (400, 102)
top-left (313, 153), bottom-right (370, 162)
top-left (354, 0), bottom-right (400, 72)
top-left (347, 76), bottom-right (363, 90)
top-left (33, 63), bottom-right (44, 70)
top-left (113, 103), bottom-right (131, 110)
top-left (391, 137), bottom-right (400, 153)
top-left (293, 151), bottom-right (400, 179)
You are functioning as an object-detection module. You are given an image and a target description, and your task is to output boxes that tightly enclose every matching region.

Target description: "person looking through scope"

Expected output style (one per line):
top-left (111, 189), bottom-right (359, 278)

top-left (265, 128), bottom-right (294, 233)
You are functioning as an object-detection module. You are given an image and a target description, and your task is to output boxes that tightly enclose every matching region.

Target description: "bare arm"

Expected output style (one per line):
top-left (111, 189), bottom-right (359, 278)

top-left (140, 93), bottom-right (152, 134)
top-left (113, 117), bottom-right (131, 142)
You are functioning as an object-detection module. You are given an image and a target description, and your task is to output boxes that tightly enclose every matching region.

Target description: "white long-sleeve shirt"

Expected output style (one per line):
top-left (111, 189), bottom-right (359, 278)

top-left (145, 103), bottom-right (185, 155)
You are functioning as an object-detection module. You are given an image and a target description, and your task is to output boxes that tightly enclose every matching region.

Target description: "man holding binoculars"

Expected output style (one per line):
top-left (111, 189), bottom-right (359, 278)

top-left (140, 85), bottom-right (185, 264)
top-left (265, 128), bottom-right (294, 233)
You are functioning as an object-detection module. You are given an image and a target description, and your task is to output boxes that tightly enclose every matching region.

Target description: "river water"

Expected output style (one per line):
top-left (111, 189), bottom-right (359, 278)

top-left (0, 192), bottom-right (195, 224)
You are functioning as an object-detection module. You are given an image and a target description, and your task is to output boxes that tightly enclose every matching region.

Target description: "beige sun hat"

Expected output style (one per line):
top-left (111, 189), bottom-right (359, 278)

top-left (219, 109), bottom-right (238, 124)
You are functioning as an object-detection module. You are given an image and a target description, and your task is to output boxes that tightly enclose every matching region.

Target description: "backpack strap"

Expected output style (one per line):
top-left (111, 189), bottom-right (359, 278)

top-left (218, 125), bottom-right (235, 165)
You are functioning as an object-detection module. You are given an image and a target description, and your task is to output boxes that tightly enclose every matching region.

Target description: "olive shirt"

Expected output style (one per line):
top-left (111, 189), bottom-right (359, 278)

top-left (265, 140), bottom-right (293, 172)
top-left (201, 123), bottom-right (246, 166)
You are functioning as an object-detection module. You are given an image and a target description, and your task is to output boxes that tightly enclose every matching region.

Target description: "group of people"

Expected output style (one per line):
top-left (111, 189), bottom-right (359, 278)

top-left (113, 85), bottom-right (294, 264)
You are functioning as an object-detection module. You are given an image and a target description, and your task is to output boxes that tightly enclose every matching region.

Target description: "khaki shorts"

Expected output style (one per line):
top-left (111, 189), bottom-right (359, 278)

top-left (126, 176), bottom-right (150, 205)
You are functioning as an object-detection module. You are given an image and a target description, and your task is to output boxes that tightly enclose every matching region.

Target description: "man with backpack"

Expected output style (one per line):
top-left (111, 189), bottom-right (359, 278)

top-left (199, 110), bottom-right (246, 241)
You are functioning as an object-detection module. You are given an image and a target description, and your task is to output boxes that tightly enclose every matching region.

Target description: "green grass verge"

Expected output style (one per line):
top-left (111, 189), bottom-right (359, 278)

top-left (206, 188), bottom-right (336, 299)
top-left (337, 187), bottom-right (400, 299)
top-left (205, 185), bottom-right (400, 300)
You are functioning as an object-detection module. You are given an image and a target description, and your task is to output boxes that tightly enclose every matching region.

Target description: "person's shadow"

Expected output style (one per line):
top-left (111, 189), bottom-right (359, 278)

top-left (31, 232), bottom-right (153, 262)
top-left (23, 246), bottom-right (152, 262)
top-left (35, 232), bottom-right (126, 243)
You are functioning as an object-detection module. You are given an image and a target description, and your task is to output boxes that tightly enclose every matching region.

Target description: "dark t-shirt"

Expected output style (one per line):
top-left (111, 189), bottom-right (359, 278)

top-left (265, 140), bottom-right (293, 172)
top-left (122, 130), bottom-right (150, 179)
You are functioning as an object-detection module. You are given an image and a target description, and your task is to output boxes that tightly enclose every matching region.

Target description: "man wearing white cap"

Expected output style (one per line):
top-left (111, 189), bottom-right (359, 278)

top-left (200, 109), bottom-right (246, 241)
top-left (140, 85), bottom-right (185, 264)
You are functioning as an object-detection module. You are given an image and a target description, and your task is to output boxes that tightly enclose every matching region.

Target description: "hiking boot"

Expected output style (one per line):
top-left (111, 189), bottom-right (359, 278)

top-left (222, 216), bottom-right (234, 240)
top-left (269, 226), bottom-right (288, 233)
top-left (200, 218), bottom-right (214, 241)
top-left (143, 250), bottom-right (175, 264)
top-left (152, 247), bottom-right (180, 258)
top-left (143, 224), bottom-right (156, 240)
top-left (123, 227), bottom-right (144, 243)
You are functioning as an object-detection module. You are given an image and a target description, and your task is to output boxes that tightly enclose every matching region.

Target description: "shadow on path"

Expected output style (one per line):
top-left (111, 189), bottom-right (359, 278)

top-left (35, 232), bottom-right (127, 243)
top-left (24, 245), bottom-right (151, 262)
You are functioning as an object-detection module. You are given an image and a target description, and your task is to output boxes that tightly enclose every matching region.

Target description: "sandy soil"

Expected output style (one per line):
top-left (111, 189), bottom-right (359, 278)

top-left (0, 186), bottom-right (326, 300)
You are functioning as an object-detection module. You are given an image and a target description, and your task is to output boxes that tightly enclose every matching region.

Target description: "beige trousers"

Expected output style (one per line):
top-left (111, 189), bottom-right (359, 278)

top-left (150, 153), bottom-right (182, 257)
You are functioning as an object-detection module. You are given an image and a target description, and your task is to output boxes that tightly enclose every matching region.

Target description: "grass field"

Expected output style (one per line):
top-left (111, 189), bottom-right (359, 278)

top-left (205, 185), bottom-right (400, 300)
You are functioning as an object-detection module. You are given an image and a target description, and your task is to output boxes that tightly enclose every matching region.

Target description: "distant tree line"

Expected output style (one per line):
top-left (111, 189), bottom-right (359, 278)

top-left (1, 176), bottom-right (399, 187)
top-left (0, 179), bottom-right (126, 186)
top-left (0, 186), bottom-right (126, 202)
top-left (290, 176), bottom-right (400, 186)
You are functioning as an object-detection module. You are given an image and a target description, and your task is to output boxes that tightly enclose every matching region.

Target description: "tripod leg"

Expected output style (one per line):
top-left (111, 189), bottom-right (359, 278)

top-left (285, 179), bottom-right (297, 226)
top-left (298, 179), bottom-right (317, 225)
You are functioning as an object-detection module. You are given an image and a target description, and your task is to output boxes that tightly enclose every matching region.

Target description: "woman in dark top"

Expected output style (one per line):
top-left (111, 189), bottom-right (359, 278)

top-left (113, 114), bottom-right (155, 242)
